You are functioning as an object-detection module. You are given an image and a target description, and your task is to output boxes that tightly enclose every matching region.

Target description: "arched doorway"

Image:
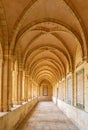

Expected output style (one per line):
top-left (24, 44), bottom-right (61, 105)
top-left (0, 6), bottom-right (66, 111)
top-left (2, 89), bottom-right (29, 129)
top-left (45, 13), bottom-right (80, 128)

top-left (39, 79), bottom-right (52, 101)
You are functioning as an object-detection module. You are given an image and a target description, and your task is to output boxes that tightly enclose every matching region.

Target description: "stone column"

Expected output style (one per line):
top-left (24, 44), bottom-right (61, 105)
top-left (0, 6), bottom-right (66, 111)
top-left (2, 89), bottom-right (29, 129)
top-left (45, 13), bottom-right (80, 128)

top-left (84, 63), bottom-right (88, 112)
top-left (17, 63), bottom-right (23, 104)
top-left (28, 76), bottom-right (30, 99)
top-left (56, 84), bottom-right (58, 98)
top-left (22, 71), bottom-right (25, 101)
top-left (24, 71), bottom-right (29, 101)
top-left (12, 70), bottom-right (15, 104)
top-left (36, 85), bottom-right (39, 97)
top-left (28, 79), bottom-right (32, 99)
top-left (32, 83), bottom-right (34, 98)
top-left (37, 85), bottom-right (40, 97)
top-left (35, 85), bottom-right (37, 97)
top-left (32, 82), bottom-right (34, 99)
top-left (33, 83), bottom-right (36, 98)
top-left (0, 59), bottom-right (3, 111)
top-left (14, 71), bottom-right (18, 105)
top-left (2, 54), bottom-right (13, 111)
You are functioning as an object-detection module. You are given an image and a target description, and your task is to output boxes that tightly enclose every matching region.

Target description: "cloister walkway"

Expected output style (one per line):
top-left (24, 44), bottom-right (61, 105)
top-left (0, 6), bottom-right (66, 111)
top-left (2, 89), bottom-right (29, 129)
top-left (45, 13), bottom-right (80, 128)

top-left (16, 102), bottom-right (79, 130)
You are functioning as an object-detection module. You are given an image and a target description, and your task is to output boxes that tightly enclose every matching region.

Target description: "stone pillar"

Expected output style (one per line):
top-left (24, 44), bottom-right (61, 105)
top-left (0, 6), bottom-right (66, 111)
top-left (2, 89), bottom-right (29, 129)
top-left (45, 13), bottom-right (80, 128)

top-left (32, 82), bottom-right (34, 99)
top-left (12, 70), bottom-right (15, 104)
top-left (84, 63), bottom-right (88, 112)
top-left (74, 71), bottom-right (77, 106)
top-left (2, 54), bottom-right (13, 111)
top-left (32, 83), bottom-right (37, 98)
top-left (32, 83), bottom-right (34, 98)
top-left (17, 63), bottom-right (23, 104)
top-left (36, 85), bottom-right (39, 97)
top-left (28, 79), bottom-right (32, 99)
top-left (35, 85), bottom-right (37, 97)
top-left (56, 83), bottom-right (59, 99)
top-left (0, 59), bottom-right (3, 111)
top-left (37, 85), bottom-right (40, 97)
top-left (13, 71), bottom-right (18, 105)
top-left (22, 71), bottom-right (25, 101)
top-left (24, 72), bottom-right (29, 101)
top-left (28, 76), bottom-right (30, 99)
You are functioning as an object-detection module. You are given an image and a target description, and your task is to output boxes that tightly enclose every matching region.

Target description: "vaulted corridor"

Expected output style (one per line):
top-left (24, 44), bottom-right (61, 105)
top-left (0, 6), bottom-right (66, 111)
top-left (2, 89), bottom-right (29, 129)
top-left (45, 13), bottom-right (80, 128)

top-left (16, 102), bottom-right (78, 130)
top-left (0, 0), bottom-right (88, 130)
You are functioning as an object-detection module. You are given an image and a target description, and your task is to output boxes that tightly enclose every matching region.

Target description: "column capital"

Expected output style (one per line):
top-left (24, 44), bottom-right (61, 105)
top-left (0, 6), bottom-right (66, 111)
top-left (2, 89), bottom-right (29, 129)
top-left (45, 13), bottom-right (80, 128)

top-left (3, 53), bottom-right (14, 61)
top-left (18, 62), bottom-right (23, 71)
top-left (0, 58), bottom-right (3, 65)
top-left (25, 71), bottom-right (29, 77)
top-left (82, 55), bottom-right (87, 62)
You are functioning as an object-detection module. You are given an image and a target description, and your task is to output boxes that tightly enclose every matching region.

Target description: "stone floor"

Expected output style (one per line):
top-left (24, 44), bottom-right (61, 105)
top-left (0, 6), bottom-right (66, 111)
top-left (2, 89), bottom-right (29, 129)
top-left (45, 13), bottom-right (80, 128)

top-left (16, 102), bottom-right (79, 130)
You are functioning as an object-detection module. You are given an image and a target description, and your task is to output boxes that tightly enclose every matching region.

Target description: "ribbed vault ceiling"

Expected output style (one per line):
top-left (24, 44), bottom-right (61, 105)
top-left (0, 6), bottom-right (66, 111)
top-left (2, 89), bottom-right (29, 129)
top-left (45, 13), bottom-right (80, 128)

top-left (1, 0), bottom-right (88, 85)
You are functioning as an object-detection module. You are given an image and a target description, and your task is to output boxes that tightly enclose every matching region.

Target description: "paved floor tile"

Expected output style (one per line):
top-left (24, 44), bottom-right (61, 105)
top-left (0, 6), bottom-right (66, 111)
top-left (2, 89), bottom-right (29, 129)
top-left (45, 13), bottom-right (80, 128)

top-left (16, 102), bottom-right (79, 130)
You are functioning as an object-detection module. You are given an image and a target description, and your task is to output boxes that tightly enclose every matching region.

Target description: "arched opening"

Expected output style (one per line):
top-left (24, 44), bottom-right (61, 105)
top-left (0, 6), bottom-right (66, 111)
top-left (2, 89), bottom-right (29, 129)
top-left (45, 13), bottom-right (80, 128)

top-left (39, 79), bottom-right (52, 101)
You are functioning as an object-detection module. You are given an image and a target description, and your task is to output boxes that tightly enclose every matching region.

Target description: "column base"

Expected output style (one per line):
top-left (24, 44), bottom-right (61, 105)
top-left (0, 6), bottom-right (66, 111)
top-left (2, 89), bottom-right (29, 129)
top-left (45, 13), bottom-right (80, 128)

top-left (17, 101), bottom-right (22, 105)
top-left (2, 105), bottom-right (11, 112)
top-left (0, 105), bottom-right (3, 112)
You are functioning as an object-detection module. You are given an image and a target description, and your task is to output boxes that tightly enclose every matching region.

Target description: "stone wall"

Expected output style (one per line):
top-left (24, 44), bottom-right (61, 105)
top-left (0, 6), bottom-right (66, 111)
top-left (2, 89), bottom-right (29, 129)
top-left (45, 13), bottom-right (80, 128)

top-left (0, 98), bottom-right (38, 130)
top-left (53, 97), bottom-right (88, 130)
